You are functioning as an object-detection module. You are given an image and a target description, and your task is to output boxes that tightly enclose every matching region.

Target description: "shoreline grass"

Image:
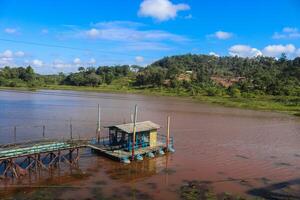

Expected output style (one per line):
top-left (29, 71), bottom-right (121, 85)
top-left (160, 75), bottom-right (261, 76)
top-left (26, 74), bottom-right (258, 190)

top-left (1, 85), bottom-right (299, 117)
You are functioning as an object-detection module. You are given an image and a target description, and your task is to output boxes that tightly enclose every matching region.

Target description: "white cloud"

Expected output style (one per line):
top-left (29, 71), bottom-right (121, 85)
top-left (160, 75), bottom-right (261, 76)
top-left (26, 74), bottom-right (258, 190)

top-left (209, 52), bottom-right (219, 57)
top-left (15, 51), bottom-right (25, 57)
top-left (135, 56), bottom-right (144, 63)
top-left (32, 59), bottom-right (43, 67)
top-left (68, 20), bottom-right (188, 51)
top-left (92, 21), bottom-right (144, 29)
top-left (73, 58), bottom-right (81, 65)
top-left (272, 27), bottom-right (300, 39)
top-left (229, 45), bottom-right (262, 57)
top-left (0, 59), bottom-right (11, 65)
top-left (0, 50), bottom-right (27, 66)
top-left (228, 44), bottom-right (299, 58)
top-left (52, 59), bottom-right (71, 69)
top-left (0, 50), bottom-right (14, 65)
top-left (208, 31), bottom-right (233, 40)
top-left (86, 28), bottom-right (100, 38)
top-left (83, 26), bottom-right (186, 42)
top-left (263, 44), bottom-right (296, 57)
top-left (1, 50), bottom-right (13, 58)
top-left (88, 58), bottom-right (96, 65)
top-left (138, 0), bottom-right (190, 21)
top-left (4, 28), bottom-right (17, 34)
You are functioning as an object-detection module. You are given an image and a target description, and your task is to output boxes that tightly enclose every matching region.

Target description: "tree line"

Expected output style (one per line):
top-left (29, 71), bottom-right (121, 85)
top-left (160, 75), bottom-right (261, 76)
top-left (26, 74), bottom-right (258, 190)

top-left (0, 65), bottom-right (141, 88)
top-left (0, 54), bottom-right (300, 97)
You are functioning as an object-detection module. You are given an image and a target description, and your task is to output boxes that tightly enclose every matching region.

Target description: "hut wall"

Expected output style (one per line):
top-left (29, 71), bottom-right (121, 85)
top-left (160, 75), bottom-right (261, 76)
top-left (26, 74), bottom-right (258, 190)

top-left (149, 130), bottom-right (157, 147)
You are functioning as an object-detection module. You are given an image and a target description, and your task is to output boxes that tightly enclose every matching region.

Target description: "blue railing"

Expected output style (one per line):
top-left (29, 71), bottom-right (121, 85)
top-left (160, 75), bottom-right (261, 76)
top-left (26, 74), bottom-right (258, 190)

top-left (90, 134), bottom-right (174, 151)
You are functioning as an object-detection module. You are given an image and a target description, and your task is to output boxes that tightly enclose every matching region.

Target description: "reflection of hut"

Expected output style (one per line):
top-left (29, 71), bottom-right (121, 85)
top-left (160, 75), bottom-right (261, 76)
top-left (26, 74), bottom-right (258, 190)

top-left (107, 156), bottom-right (168, 181)
top-left (106, 121), bottom-right (160, 151)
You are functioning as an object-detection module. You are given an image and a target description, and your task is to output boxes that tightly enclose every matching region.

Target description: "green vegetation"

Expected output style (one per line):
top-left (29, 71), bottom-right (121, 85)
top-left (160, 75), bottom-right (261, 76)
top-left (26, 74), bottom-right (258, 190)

top-left (180, 180), bottom-right (257, 200)
top-left (1, 54), bottom-right (300, 116)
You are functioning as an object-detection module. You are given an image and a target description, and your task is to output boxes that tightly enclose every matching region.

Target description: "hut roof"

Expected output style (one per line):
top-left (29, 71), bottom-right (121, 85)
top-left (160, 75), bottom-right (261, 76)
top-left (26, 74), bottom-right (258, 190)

top-left (106, 121), bottom-right (160, 134)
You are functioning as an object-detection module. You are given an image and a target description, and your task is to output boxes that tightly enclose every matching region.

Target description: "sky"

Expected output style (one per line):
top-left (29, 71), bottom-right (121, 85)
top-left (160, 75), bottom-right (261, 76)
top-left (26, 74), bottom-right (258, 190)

top-left (0, 0), bottom-right (300, 74)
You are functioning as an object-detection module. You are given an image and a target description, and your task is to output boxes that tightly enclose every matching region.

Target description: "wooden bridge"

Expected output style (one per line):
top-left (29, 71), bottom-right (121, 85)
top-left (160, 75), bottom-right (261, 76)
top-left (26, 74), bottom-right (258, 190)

top-left (0, 136), bottom-right (173, 179)
top-left (0, 110), bottom-right (175, 179)
top-left (0, 139), bottom-right (89, 179)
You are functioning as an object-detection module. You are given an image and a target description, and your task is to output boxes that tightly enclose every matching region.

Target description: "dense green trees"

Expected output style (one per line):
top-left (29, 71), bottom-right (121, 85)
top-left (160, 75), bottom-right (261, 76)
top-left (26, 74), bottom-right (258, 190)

top-left (135, 67), bottom-right (166, 86)
top-left (1, 54), bottom-right (300, 98)
top-left (0, 65), bottom-right (138, 88)
top-left (0, 66), bottom-right (37, 87)
top-left (63, 65), bottom-right (134, 86)
top-left (136, 54), bottom-right (300, 97)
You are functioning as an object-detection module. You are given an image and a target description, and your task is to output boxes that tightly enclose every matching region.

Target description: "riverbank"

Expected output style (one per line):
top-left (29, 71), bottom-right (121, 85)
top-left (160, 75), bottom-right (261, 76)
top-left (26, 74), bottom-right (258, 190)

top-left (1, 85), bottom-right (299, 117)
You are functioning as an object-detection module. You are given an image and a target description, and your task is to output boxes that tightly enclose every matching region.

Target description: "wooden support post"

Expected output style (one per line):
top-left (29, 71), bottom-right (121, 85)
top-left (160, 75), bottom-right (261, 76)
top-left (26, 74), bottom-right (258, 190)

top-left (3, 160), bottom-right (9, 177)
top-left (97, 104), bottom-right (101, 143)
top-left (13, 126), bottom-right (16, 143)
top-left (25, 156), bottom-right (35, 171)
top-left (69, 149), bottom-right (73, 162)
top-left (166, 116), bottom-right (170, 151)
top-left (48, 153), bottom-right (58, 168)
top-left (35, 154), bottom-right (38, 172)
top-left (58, 150), bottom-right (61, 168)
top-left (70, 120), bottom-right (73, 140)
top-left (43, 125), bottom-right (45, 138)
top-left (38, 154), bottom-right (41, 172)
top-left (28, 156), bottom-right (31, 168)
top-left (132, 104), bottom-right (138, 161)
top-left (75, 148), bottom-right (80, 166)
top-left (10, 159), bottom-right (18, 178)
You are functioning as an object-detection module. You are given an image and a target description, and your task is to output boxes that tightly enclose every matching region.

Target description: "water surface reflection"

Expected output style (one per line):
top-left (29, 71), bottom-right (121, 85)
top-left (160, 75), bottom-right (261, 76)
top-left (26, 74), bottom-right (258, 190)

top-left (0, 90), bottom-right (300, 199)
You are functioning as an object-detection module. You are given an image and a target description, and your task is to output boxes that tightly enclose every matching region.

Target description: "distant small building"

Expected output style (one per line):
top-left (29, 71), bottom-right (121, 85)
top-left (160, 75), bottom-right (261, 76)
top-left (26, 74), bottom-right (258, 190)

top-left (105, 121), bottom-right (160, 151)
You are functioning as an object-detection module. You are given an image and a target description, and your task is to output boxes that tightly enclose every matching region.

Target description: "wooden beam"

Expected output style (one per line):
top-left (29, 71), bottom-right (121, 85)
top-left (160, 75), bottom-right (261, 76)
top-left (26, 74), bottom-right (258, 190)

top-left (132, 104), bottom-right (138, 161)
top-left (166, 116), bottom-right (170, 151)
top-left (48, 153), bottom-right (59, 167)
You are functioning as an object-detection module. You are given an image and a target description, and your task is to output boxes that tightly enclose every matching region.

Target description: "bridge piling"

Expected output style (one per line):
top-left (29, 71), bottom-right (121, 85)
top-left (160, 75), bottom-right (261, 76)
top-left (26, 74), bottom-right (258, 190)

top-left (0, 140), bottom-right (85, 179)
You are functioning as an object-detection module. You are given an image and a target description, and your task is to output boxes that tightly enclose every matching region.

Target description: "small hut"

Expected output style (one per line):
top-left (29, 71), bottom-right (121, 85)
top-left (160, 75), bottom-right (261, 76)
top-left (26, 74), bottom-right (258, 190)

top-left (105, 121), bottom-right (160, 151)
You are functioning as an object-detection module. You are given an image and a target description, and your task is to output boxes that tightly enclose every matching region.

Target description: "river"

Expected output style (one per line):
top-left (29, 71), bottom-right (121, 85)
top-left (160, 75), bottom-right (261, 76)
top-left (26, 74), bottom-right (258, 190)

top-left (0, 90), bottom-right (299, 199)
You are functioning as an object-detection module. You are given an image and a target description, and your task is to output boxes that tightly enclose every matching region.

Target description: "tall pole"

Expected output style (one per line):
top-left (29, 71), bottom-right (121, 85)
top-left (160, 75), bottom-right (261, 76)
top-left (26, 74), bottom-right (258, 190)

top-left (132, 105), bottom-right (138, 161)
top-left (166, 116), bottom-right (170, 151)
top-left (70, 119), bottom-right (73, 140)
top-left (42, 125), bottom-right (45, 138)
top-left (97, 104), bottom-right (101, 143)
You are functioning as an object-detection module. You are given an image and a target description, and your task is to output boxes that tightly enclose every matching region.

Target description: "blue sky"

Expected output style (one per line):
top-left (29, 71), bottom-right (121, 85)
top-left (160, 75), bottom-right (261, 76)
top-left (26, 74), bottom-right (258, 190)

top-left (0, 0), bottom-right (300, 74)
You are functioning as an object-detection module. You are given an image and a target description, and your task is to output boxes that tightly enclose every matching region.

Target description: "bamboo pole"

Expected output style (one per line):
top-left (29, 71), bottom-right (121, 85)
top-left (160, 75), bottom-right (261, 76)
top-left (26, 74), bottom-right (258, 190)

top-left (97, 104), bottom-right (101, 143)
top-left (43, 125), bottom-right (45, 138)
top-left (70, 119), bottom-right (73, 140)
top-left (132, 105), bottom-right (138, 161)
top-left (166, 116), bottom-right (170, 151)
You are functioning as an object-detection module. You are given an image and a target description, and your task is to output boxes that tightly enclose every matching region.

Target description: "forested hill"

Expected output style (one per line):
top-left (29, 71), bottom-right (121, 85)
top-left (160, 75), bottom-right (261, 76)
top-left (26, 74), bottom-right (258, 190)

top-left (136, 54), bottom-right (300, 96)
top-left (1, 54), bottom-right (300, 97)
top-left (149, 54), bottom-right (300, 82)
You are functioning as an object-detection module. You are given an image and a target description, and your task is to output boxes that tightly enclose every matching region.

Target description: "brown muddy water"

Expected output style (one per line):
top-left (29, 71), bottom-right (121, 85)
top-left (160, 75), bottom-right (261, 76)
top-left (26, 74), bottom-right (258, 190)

top-left (0, 90), bottom-right (299, 200)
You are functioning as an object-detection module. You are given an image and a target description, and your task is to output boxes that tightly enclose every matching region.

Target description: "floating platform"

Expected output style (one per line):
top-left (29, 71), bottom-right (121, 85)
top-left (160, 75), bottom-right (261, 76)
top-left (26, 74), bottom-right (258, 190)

top-left (0, 120), bottom-right (175, 179)
top-left (93, 120), bottom-right (174, 163)
top-left (88, 142), bottom-right (168, 163)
